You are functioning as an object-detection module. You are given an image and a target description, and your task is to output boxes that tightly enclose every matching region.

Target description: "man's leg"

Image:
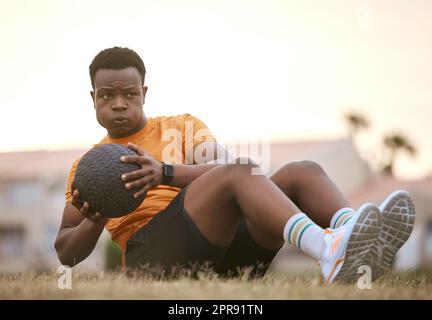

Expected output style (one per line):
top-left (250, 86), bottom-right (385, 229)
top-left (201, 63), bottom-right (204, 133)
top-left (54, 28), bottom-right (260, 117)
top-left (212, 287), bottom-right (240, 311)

top-left (241, 160), bottom-right (352, 253)
top-left (270, 160), bottom-right (350, 228)
top-left (183, 160), bottom-right (301, 249)
top-left (184, 160), bottom-right (381, 284)
top-left (215, 160), bottom-right (352, 277)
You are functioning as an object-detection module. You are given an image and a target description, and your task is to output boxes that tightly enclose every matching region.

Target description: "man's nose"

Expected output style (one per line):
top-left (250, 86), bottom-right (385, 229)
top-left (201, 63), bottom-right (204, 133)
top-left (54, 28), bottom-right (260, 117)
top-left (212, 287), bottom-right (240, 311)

top-left (112, 95), bottom-right (127, 111)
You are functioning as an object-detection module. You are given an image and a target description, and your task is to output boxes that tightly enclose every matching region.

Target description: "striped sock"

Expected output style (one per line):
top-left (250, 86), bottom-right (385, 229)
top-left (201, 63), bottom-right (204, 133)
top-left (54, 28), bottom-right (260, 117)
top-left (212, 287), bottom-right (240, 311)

top-left (330, 207), bottom-right (355, 229)
top-left (283, 213), bottom-right (326, 261)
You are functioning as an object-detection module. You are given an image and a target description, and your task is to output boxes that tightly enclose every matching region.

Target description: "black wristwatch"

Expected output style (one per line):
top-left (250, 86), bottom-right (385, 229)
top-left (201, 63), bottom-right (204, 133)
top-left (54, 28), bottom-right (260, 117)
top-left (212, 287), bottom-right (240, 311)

top-left (161, 162), bottom-right (174, 184)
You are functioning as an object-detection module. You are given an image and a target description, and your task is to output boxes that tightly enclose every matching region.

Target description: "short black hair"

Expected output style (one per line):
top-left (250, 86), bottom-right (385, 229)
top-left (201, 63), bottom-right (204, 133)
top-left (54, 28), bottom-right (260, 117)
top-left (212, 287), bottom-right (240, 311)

top-left (89, 47), bottom-right (146, 89)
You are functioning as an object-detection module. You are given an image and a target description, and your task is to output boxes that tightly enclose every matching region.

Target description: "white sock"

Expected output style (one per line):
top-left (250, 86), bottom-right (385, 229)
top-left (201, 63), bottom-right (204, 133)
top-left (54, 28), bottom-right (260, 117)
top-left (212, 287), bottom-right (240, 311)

top-left (330, 207), bottom-right (355, 229)
top-left (283, 213), bottom-right (326, 261)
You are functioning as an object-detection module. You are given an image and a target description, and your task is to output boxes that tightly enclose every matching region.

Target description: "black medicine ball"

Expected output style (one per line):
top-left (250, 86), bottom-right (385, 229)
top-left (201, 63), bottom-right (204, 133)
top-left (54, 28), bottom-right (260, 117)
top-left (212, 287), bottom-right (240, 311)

top-left (73, 144), bottom-right (146, 218)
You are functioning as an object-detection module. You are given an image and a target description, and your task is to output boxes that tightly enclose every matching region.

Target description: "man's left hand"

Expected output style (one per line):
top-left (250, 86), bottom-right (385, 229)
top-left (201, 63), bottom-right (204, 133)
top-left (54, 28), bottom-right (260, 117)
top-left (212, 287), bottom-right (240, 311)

top-left (120, 142), bottom-right (164, 198)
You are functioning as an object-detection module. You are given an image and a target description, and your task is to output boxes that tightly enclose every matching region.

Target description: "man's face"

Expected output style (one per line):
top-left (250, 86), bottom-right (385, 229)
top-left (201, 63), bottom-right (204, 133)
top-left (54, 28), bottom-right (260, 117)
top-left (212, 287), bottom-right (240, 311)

top-left (91, 67), bottom-right (148, 138)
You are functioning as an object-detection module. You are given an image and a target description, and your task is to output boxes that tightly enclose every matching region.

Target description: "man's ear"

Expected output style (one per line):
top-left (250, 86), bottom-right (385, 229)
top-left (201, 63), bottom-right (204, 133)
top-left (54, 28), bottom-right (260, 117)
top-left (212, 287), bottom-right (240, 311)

top-left (90, 91), bottom-right (95, 108)
top-left (142, 86), bottom-right (148, 104)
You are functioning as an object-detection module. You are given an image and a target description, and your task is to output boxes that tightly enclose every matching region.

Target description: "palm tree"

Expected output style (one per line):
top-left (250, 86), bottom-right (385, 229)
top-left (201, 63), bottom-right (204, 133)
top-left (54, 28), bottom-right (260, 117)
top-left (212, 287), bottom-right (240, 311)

top-left (382, 134), bottom-right (417, 176)
top-left (344, 112), bottom-right (370, 140)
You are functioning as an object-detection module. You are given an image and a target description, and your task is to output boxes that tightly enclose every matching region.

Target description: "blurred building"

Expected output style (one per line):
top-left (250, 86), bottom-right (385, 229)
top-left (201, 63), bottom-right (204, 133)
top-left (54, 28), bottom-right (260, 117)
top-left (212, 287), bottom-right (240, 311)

top-left (0, 150), bottom-right (108, 272)
top-left (0, 139), bottom-right (431, 273)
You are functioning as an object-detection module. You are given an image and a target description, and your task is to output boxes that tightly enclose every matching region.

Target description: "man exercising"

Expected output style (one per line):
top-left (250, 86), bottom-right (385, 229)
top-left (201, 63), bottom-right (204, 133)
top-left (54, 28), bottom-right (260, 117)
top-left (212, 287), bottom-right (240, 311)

top-left (54, 47), bottom-right (415, 284)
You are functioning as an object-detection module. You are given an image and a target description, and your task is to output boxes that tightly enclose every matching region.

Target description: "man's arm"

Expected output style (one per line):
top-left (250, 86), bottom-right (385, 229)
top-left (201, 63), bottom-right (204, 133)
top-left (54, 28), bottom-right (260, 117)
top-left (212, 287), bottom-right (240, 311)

top-left (167, 163), bottom-right (218, 188)
top-left (169, 140), bottom-right (232, 188)
top-left (54, 190), bottom-right (107, 266)
top-left (122, 141), bottom-right (232, 194)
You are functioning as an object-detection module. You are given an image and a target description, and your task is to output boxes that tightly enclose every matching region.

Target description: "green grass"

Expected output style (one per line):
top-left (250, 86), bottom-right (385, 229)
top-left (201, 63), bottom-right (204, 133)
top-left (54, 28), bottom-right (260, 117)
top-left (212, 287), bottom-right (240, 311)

top-left (1, 269), bottom-right (432, 300)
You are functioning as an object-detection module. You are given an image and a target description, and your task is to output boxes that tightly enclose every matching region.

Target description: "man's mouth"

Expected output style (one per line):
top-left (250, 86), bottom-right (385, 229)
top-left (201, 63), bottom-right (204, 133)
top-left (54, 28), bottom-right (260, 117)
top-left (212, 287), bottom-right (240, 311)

top-left (112, 117), bottom-right (129, 126)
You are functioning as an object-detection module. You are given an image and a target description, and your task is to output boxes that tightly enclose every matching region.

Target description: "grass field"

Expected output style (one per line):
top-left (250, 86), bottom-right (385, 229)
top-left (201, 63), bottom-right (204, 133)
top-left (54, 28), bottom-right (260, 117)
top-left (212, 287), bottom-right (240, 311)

top-left (1, 269), bottom-right (432, 300)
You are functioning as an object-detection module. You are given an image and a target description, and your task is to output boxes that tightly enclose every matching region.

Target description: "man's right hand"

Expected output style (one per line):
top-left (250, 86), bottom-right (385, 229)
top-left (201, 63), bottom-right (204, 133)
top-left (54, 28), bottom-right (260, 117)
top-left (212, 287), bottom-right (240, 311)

top-left (72, 189), bottom-right (108, 226)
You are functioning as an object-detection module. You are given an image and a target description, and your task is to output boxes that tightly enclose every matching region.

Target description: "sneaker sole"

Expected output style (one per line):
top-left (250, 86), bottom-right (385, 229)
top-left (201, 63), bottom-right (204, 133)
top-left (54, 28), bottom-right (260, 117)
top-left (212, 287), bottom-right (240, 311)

top-left (332, 203), bottom-right (382, 284)
top-left (370, 190), bottom-right (415, 281)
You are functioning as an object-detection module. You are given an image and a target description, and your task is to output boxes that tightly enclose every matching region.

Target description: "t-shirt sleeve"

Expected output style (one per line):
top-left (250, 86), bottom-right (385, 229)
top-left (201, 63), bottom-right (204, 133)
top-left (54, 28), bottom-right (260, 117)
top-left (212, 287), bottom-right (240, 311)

top-left (182, 113), bottom-right (216, 148)
top-left (65, 158), bottom-right (80, 204)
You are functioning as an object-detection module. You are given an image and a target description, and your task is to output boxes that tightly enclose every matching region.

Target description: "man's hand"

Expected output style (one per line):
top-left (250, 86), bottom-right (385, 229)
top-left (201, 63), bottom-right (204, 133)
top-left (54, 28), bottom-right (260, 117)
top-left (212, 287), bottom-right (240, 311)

top-left (120, 142), bottom-right (164, 198)
top-left (71, 189), bottom-right (107, 226)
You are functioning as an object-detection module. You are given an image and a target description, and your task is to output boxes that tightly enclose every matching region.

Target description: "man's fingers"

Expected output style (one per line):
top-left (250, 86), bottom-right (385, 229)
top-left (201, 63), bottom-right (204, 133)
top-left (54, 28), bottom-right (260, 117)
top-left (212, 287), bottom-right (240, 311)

top-left (92, 212), bottom-right (103, 220)
top-left (127, 142), bottom-right (146, 156)
top-left (71, 189), bottom-right (78, 205)
top-left (90, 212), bottom-right (105, 222)
top-left (72, 189), bottom-right (83, 209)
top-left (134, 184), bottom-right (151, 198)
top-left (121, 168), bottom-right (154, 181)
top-left (75, 201), bottom-right (106, 224)
top-left (125, 175), bottom-right (153, 189)
top-left (120, 155), bottom-right (151, 165)
top-left (79, 202), bottom-right (90, 217)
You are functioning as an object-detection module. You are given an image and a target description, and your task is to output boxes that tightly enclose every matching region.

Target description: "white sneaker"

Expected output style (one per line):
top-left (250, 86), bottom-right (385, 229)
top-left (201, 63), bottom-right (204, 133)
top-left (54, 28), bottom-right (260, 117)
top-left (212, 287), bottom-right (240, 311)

top-left (320, 203), bottom-right (382, 285)
top-left (369, 190), bottom-right (415, 281)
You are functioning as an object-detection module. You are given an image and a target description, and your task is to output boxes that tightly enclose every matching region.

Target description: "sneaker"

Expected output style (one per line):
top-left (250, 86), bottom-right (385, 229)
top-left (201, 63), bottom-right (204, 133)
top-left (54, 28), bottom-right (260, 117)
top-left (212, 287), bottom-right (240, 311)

top-left (370, 190), bottom-right (415, 281)
top-left (320, 203), bottom-right (382, 284)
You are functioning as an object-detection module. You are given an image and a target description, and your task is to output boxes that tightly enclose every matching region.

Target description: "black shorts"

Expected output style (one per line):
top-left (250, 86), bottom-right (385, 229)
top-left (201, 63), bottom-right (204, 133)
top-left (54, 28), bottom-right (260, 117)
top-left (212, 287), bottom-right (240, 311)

top-left (125, 187), bottom-right (280, 278)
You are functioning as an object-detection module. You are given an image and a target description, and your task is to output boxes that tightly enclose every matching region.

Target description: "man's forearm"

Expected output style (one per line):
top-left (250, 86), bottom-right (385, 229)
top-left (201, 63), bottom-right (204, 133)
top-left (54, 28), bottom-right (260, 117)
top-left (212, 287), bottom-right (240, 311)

top-left (55, 219), bottom-right (105, 266)
top-left (168, 164), bottom-right (221, 188)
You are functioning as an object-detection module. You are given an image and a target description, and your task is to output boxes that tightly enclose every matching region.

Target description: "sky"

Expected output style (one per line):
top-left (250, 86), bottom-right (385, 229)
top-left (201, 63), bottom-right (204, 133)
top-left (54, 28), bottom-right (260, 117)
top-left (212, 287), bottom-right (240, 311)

top-left (0, 0), bottom-right (431, 179)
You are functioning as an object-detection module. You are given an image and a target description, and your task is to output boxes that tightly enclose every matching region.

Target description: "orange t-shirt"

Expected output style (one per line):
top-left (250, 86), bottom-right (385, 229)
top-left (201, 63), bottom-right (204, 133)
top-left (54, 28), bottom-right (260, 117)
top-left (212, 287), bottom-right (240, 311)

top-left (65, 113), bottom-right (216, 251)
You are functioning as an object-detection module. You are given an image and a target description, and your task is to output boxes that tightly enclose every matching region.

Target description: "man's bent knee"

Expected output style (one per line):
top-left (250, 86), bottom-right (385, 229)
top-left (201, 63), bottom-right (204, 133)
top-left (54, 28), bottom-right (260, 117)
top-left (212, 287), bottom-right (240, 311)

top-left (297, 160), bottom-right (325, 175)
top-left (227, 157), bottom-right (261, 175)
top-left (281, 160), bottom-right (324, 176)
top-left (230, 157), bottom-right (258, 166)
top-left (215, 158), bottom-right (262, 187)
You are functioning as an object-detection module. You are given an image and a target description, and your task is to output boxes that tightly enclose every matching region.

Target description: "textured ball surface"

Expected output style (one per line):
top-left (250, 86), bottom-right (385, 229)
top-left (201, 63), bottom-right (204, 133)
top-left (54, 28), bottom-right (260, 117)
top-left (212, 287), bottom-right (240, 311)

top-left (73, 144), bottom-right (146, 218)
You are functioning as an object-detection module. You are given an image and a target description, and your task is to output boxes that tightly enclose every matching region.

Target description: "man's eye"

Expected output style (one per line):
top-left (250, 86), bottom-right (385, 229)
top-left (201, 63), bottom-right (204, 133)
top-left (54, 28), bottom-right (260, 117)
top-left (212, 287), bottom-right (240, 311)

top-left (102, 93), bottom-right (112, 99)
top-left (126, 92), bottom-right (135, 97)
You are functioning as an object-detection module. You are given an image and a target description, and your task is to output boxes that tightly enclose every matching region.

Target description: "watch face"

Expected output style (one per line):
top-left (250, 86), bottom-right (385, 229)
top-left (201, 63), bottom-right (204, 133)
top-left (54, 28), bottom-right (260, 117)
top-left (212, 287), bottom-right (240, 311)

top-left (164, 163), bottom-right (174, 177)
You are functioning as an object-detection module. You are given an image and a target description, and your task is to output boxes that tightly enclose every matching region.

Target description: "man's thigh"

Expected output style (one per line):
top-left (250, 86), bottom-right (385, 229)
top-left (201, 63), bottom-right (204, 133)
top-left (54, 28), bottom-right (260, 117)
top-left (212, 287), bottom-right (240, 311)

top-left (183, 165), bottom-right (243, 247)
top-left (125, 187), bottom-right (280, 277)
top-left (125, 187), bottom-right (227, 274)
